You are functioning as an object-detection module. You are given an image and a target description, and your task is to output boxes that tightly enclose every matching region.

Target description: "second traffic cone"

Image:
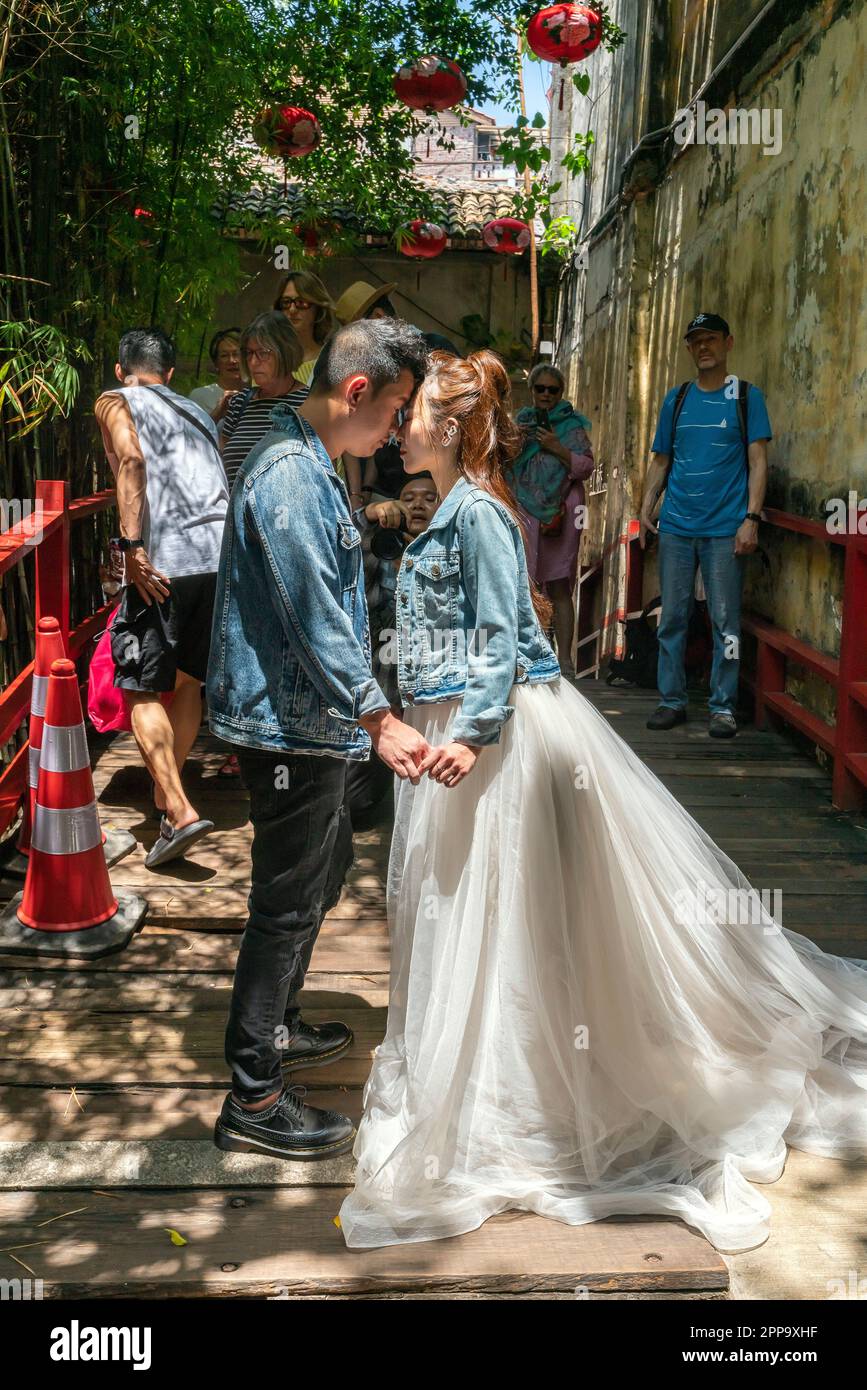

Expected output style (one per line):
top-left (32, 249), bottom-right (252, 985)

top-left (0, 658), bottom-right (146, 957)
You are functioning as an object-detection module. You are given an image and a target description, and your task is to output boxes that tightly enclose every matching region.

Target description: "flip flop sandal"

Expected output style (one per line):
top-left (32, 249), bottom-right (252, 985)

top-left (145, 816), bottom-right (215, 869)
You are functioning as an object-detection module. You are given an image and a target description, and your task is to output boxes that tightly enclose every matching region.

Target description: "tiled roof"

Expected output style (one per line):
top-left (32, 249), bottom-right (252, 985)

top-left (213, 177), bottom-right (525, 247)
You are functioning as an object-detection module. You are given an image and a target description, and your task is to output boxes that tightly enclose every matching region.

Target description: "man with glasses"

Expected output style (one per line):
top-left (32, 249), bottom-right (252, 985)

top-left (208, 318), bottom-right (432, 1164)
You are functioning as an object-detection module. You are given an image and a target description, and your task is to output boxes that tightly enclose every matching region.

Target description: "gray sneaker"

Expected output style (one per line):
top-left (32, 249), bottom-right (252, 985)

top-left (709, 713), bottom-right (738, 739)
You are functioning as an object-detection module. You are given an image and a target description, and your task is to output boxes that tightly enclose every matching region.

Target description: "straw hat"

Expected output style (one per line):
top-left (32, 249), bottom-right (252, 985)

top-left (334, 280), bottom-right (399, 324)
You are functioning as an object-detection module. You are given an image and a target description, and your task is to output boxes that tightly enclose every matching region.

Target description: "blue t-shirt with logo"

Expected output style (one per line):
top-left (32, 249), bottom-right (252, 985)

top-left (652, 379), bottom-right (772, 537)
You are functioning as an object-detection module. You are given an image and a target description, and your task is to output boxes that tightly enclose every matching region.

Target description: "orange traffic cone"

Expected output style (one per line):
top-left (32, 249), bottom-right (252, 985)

top-left (3, 617), bottom-right (66, 877)
top-left (0, 659), bottom-right (146, 958)
top-left (5, 617), bottom-right (134, 879)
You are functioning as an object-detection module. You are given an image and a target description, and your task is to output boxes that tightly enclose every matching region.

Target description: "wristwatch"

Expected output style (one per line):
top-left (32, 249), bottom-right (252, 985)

top-left (117, 537), bottom-right (144, 551)
top-left (744, 512), bottom-right (762, 524)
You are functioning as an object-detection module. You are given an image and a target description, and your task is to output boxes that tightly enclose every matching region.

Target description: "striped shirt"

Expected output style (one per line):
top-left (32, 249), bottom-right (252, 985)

top-left (221, 385), bottom-right (309, 491)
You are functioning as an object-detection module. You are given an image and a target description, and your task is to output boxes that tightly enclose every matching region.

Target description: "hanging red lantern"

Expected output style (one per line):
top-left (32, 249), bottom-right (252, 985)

top-left (483, 217), bottom-right (532, 281)
top-left (293, 222), bottom-right (320, 253)
top-left (482, 217), bottom-right (532, 255)
top-left (252, 105), bottom-right (321, 159)
top-left (393, 56), bottom-right (467, 113)
top-left (526, 5), bottom-right (602, 66)
top-left (400, 219), bottom-right (448, 260)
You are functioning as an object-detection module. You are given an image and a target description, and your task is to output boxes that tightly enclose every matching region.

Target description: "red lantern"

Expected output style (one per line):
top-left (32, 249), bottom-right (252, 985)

top-left (252, 105), bottom-right (321, 159)
top-left (526, 5), bottom-right (602, 66)
top-left (483, 217), bottom-right (532, 281)
top-left (482, 218), bottom-right (532, 254)
top-left (400, 219), bottom-right (448, 260)
top-left (393, 56), bottom-right (467, 113)
top-left (293, 222), bottom-right (320, 253)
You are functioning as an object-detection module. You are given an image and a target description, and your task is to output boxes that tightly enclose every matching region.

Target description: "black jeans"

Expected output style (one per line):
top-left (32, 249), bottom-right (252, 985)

top-left (225, 746), bottom-right (355, 1103)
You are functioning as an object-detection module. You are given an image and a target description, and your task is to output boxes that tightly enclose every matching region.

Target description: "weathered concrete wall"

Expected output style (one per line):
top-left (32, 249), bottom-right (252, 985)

top-left (553, 0), bottom-right (866, 719)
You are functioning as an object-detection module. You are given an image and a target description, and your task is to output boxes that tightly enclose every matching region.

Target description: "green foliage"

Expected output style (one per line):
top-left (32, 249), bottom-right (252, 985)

top-left (0, 320), bottom-right (91, 438)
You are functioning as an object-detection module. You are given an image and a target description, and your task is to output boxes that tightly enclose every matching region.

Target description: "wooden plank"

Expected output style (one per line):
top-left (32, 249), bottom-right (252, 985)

top-left (0, 1084), bottom-right (364, 1141)
top-left (0, 971), bottom-right (388, 1013)
top-left (0, 1007), bottom-right (385, 1085)
top-left (0, 921), bottom-right (390, 973)
top-left (0, 1188), bottom-right (728, 1297)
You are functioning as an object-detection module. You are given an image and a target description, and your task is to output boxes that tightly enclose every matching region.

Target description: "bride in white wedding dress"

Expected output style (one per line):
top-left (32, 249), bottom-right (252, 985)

top-left (337, 350), bottom-right (867, 1253)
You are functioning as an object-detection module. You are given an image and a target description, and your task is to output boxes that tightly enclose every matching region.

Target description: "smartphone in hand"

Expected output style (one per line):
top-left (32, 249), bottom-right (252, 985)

top-left (534, 408), bottom-right (551, 432)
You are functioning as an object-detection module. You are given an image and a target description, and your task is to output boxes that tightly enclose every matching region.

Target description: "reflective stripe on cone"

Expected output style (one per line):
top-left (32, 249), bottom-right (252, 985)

top-left (17, 657), bottom-right (119, 934)
top-left (18, 617), bottom-right (67, 858)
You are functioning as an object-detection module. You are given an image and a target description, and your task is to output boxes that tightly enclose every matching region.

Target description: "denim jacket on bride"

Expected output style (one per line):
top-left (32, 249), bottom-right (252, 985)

top-left (394, 475), bottom-right (561, 745)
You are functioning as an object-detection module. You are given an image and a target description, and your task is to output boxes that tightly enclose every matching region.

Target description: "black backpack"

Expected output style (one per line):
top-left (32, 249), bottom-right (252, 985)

top-left (606, 597), bottom-right (662, 688)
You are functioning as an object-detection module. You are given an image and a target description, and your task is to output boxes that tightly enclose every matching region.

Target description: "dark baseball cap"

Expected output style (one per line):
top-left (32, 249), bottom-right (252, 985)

top-left (685, 312), bottom-right (731, 338)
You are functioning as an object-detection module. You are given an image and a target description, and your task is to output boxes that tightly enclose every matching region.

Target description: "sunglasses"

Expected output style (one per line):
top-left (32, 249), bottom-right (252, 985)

top-left (279, 297), bottom-right (313, 311)
top-left (534, 384), bottom-right (561, 395)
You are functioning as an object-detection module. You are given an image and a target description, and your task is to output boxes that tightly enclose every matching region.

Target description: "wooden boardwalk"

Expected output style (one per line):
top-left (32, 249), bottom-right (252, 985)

top-left (1, 683), bottom-right (866, 1298)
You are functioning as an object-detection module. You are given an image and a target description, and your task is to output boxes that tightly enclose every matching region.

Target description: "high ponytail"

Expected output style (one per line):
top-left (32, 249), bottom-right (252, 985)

top-left (425, 350), bottom-right (554, 630)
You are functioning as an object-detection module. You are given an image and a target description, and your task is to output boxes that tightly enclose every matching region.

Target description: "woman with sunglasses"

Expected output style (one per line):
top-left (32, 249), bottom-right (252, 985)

top-left (507, 364), bottom-right (594, 681)
top-left (274, 270), bottom-right (336, 387)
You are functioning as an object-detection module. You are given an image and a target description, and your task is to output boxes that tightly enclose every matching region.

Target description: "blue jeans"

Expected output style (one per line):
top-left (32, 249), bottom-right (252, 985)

top-left (657, 532), bottom-right (745, 716)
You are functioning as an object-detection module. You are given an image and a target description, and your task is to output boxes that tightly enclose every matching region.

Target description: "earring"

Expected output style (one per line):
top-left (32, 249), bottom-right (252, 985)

top-left (441, 423), bottom-right (458, 446)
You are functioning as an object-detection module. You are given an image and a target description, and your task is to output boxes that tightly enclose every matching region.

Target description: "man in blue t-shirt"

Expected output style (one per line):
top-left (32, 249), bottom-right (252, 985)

top-left (639, 313), bottom-right (772, 737)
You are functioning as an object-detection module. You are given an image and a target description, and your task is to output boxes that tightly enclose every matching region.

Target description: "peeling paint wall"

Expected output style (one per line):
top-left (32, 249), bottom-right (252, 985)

top-left (553, 0), bottom-right (866, 717)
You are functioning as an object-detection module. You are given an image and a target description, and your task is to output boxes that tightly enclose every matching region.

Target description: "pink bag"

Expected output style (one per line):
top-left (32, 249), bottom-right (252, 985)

top-left (87, 608), bottom-right (172, 733)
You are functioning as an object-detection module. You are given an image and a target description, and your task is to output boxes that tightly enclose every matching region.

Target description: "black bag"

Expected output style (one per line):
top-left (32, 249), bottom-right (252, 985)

top-left (605, 596), bottom-right (661, 689)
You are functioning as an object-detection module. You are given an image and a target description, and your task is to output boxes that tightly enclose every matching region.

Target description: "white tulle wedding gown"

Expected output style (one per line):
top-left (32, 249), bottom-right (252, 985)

top-left (338, 676), bottom-right (867, 1252)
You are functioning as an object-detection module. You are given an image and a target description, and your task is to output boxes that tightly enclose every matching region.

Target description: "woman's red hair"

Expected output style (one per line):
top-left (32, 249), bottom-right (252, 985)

top-left (425, 350), bottom-right (553, 630)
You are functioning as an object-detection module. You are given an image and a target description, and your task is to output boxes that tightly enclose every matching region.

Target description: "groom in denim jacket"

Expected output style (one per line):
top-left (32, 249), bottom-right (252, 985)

top-left (207, 320), bottom-right (431, 1162)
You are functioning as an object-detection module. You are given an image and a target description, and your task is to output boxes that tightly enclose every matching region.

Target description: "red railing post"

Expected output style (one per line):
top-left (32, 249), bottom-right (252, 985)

top-left (35, 479), bottom-right (70, 649)
top-left (754, 640), bottom-right (786, 731)
top-left (833, 541), bottom-right (867, 811)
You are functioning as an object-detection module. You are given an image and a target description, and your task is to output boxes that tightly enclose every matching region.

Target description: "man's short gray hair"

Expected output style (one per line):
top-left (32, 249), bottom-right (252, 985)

top-left (240, 311), bottom-right (303, 381)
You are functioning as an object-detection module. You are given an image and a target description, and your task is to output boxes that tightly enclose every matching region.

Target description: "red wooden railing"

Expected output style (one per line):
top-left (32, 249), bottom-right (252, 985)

top-left (740, 508), bottom-right (867, 812)
top-left (0, 478), bottom-right (116, 838)
top-left (578, 507), bottom-right (867, 812)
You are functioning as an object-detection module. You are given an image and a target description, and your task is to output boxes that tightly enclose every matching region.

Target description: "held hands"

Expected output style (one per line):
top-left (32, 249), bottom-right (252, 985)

top-left (418, 740), bottom-right (480, 787)
top-left (360, 709), bottom-right (430, 784)
top-left (126, 547), bottom-right (171, 605)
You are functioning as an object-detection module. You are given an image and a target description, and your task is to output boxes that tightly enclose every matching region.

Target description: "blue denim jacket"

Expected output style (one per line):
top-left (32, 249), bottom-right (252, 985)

top-left (206, 406), bottom-right (390, 760)
top-left (393, 477), bottom-right (561, 745)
